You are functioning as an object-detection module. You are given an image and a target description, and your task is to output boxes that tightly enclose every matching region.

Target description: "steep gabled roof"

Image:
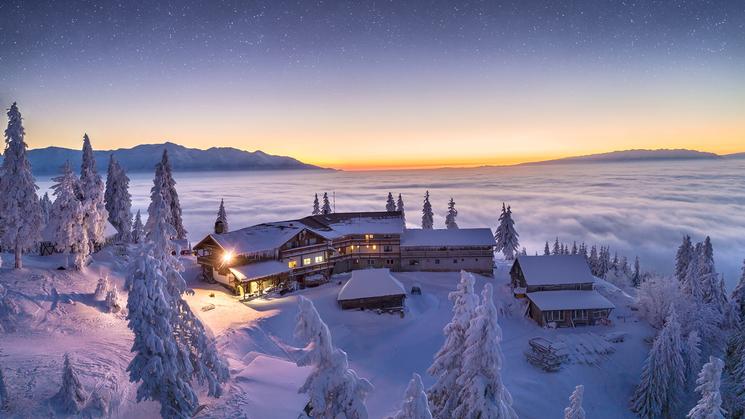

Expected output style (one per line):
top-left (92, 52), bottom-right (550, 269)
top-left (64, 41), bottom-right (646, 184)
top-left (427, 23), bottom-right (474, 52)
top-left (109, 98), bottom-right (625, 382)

top-left (516, 255), bottom-right (596, 286)
top-left (401, 228), bottom-right (496, 247)
top-left (338, 268), bottom-right (406, 301)
top-left (199, 222), bottom-right (305, 255)
top-left (229, 261), bottom-right (290, 282)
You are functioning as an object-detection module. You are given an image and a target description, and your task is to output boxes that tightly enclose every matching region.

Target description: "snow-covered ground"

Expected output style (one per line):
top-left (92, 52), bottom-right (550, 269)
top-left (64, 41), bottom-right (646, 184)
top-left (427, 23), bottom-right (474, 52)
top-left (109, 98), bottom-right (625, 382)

top-left (0, 251), bottom-right (653, 418)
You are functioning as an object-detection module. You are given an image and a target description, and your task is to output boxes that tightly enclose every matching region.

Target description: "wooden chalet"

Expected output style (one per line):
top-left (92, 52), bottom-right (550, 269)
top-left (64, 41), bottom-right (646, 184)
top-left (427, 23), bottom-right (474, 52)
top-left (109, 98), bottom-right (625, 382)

top-left (510, 255), bottom-right (614, 327)
top-left (337, 268), bottom-right (406, 310)
top-left (400, 228), bottom-right (496, 275)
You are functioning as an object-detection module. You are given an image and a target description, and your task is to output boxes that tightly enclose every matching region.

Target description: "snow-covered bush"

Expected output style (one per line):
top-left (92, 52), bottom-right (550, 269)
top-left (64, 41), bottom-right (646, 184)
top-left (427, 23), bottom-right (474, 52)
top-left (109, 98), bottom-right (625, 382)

top-left (427, 270), bottom-right (478, 417)
top-left (93, 276), bottom-right (109, 301)
top-left (105, 286), bottom-right (121, 313)
top-left (295, 296), bottom-right (373, 418)
top-left (52, 354), bottom-right (88, 414)
top-left (390, 373), bottom-right (432, 419)
top-left (636, 275), bottom-right (684, 329)
top-left (564, 385), bottom-right (585, 419)
top-left (453, 283), bottom-right (517, 419)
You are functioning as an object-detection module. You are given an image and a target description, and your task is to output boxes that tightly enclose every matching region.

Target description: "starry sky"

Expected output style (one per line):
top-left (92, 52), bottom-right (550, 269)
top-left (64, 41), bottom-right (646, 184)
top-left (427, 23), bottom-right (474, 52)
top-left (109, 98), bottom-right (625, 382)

top-left (1, 0), bottom-right (744, 169)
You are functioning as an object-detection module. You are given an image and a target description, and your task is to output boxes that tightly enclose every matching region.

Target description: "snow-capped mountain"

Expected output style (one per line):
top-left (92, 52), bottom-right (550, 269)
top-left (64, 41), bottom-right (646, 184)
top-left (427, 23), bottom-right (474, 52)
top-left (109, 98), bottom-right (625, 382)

top-left (525, 149), bottom-right (722, 165)
top-left (15, 142), bottom-right (325, 174)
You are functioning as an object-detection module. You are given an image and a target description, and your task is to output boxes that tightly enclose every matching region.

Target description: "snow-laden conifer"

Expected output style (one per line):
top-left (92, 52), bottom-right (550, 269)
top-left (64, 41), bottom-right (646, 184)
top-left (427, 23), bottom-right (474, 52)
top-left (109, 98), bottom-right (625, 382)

top-left (47, 162), bottom-right (89, 270)
top-left (387, 192), bottom-right (397, 212)
top-left (79, 134), bottom-right (108, 250)
top-left (127, 170), bottom-right (228, 418)
top-left (494, 203), bottom-right (520, 260)
top-left (564, 385), bottom-right (585, 419)
top-left (322, 192), bottom-right (332, 215)
top-left (553, 238), bottom-right (561, 255)
top-left (544, 242), bottom-right (550, 256)
top-left (632, 256), bottom-right (641, 287)
top-left (131, 210), bottom-right (144, 244)
top-left (397, 193), bottom-right (406, 226)
top-left (686, 331), bottom-right (702, 390)
top-left (391, 373), bottom-right (432, 419)
top-left (93, 275), bottom-right (109, 301)
top-left (676, 235), bottom-right (694, 283)
top-left (104, 155), bottom-right (132, 242)
top-left (0, 366), bottom-right (7, 410)
top-left (427, 271), bottom-right (479, 417)
top-left (731, 259), bottom-right (745, 322)
top-left (453, 283), bottom-right (517, 419)
top-left (52, 353), bottom-right (87, 414)
top-left (40, 191), bottom-right (52, 226)
top-left (295, 296), bottom-right (373, 418)
top-left (445, 197), bottom-right (458, 229)
top-left (688, 356), bottom-right (726, 419)
top-left (421, 191), bottom-right (433, 230)
top-left (631, 308), bottom-right (686, 419)
top-left (0, 102), bottom-right (43, 269)
top-left (215, 198), bottom-right (228, 233)
top-left (312, 193), bottom-right (320, 215)
top-left (146, 149), bottom-right (187, 240)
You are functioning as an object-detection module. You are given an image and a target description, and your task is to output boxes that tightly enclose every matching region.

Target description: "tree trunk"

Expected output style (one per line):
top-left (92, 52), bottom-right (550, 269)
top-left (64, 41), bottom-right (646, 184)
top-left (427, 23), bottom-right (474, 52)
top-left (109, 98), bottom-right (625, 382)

top-left (14, 241), bottom-right (22, 269)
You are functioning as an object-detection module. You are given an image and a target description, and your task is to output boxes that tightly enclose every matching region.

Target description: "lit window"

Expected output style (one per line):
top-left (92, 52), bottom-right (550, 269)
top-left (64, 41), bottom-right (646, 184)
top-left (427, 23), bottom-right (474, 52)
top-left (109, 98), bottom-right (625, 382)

top-left (372, 245), bottom-right (377, 250)
top-left (303, 258), bottom-right (311, 266)
top-left (314, 255), bottom-right (324, 263)
top-left (288, 260), bottom-right (297, 268)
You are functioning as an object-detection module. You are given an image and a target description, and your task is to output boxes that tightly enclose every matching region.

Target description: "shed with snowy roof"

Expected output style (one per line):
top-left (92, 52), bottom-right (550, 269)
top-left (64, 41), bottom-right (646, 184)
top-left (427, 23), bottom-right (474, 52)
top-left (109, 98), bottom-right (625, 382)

top-left (337, 268), bottom-right (406, 310)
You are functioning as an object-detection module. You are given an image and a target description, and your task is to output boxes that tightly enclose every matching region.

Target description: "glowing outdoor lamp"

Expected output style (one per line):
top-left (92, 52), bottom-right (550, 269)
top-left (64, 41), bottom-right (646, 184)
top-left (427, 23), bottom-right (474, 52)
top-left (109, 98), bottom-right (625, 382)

top-left (222, 250), bottom-right (234, 265)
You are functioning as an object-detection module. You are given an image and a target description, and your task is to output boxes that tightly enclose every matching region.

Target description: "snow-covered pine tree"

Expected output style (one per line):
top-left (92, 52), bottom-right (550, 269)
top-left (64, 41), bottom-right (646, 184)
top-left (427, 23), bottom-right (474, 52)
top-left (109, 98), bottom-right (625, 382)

top-left (0, 366), bottom-right (7, 410)
top-left (564, 385), bottom-right (585, 419)
top-left (0, 102), bottom-right (43, 269)
top-left (131, 210), bottom-right (144, 244)
top-left (295, 296), bottom-right (373, 418)
top-left (79, 134), bottom-right (108, 250)
top-left (48, 162), bottom-right (89, 270)
top-left (104, 155), bottom-right (132, 242)
top-left (494, 204), bottom-right (520, 260)
top-left (632, 256), bottom-right (641, 287)
top-left (146, 149), bottom-right (187, 240)
top-left (571, 241), bottom-right (578, 255)
top-left (688, 356), bottom-right (726, 419)
top-left (731, 259), bottom-right (745, 322)
top-left (686, 331), bottom-right (702, 392)
top-left (52, 353), bottom-right (87, 414)
top-left (445, 197), bottom-right (458, 229)
top-left (387, 192), bottom-right (397, 212)
top-left (427, 271), bottom-right (479, 418)
top-left (312, 193), bottom-right (320, 215)
top-left (552, 237), bottom-right (561, 255)
top-left (105, 285), bottom-right (121, 313)
top-left (453, 283), bottom-right (517, 419)
top-left (630, 308), bottom-right (686, 419)
top-left (321, 192), bottom-right (332, 215)
top-left (40, 191), bottom-right (52, 226)
top-left (127, 170), bottom-right (228, 418)
top-left (215, 198), bottom-right (228, 233)
top-left (676, 235), bottom-right (694, 283)
top-left (391, 373), bottom-right (432, 419)
top-left (94, 275), bottom-right (109, 300)
top-left (397, 193), bottom-right (406, 226)
top-left (421, 191), bottom-right (433, 230)
top-left (544, 242), bottom-right (550, 256)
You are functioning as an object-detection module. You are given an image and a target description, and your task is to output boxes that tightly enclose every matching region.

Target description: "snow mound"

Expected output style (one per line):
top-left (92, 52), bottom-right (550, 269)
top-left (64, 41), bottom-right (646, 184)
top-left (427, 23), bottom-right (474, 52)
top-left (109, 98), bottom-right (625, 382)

top-left (555, 333), bottom-right (617, 365)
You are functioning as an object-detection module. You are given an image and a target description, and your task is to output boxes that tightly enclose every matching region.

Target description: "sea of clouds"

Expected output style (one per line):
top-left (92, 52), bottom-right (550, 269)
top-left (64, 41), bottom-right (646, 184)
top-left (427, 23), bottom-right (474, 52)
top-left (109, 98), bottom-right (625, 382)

top-left (39, 159), bottom-right (745, 288)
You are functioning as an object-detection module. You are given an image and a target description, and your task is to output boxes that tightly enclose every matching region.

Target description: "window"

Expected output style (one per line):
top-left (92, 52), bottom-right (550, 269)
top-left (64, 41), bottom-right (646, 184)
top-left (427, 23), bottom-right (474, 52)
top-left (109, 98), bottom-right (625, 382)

top-left (288, 260), bottom-right (297, 268)
top-left (573, 309), bottom-right (588, 320)
top-left (372, 245), bottom-right (377, 250)
top-left (409, 260), bottom-right (419, 266)
top-left (435, 259), bottom-right (440, 265)
top-left (368, 259), bottom-right (374, 265)
top-left (303, 257), bottom-right (311, 266)
top-left (386, 259), bottom-right (394, 265)
top-left (546, 310), bottom-right (565, 322)
top-left (383, 245), bottom-right (392, 252)
top-left (453, 259), bottom-right (458, 264)
top-left (314, 255), bottom-right (324, 263)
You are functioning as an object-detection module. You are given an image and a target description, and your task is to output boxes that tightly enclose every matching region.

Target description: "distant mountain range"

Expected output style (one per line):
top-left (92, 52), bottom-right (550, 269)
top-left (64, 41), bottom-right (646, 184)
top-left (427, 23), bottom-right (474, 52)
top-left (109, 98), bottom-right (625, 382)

top-left (524, 149), bottom-right (745, 165)
top-left (9, 142), bottom-right (325, 174)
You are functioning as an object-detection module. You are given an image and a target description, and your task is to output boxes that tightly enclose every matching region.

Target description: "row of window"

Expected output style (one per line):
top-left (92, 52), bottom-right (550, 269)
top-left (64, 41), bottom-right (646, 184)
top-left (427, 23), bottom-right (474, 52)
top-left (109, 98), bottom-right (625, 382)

top-left (408, 258), bottom-right (479, 266)
top-left (341, 245), bottom-right (394, 252)
top-left (288, 255), bottom-right (325, 268)
top-left (544, 309), bottom-right (608, 322)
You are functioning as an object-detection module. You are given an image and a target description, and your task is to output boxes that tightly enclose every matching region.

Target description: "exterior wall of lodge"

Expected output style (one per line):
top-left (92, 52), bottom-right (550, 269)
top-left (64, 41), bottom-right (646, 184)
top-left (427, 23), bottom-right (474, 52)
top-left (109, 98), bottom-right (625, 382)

top-left (400, 246), bottom-right (495, 275)
top-left (529, 303), bottom-right (612, 327)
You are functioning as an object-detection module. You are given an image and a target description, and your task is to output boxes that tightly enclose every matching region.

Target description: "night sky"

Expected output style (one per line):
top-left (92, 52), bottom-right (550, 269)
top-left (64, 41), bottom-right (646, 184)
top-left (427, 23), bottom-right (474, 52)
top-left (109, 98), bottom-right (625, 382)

top-left (1, 0), bottom-right (744, 169)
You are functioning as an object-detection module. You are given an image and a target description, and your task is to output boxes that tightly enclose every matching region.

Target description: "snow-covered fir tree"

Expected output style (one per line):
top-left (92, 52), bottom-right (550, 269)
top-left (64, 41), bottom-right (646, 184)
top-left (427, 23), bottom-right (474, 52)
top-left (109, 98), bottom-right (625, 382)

top-left (0, 366), bottom-right (7, 410)
top-left (564, 385), bottom-right (585, 419)
top-left (571, 241), bottom-right (578, 255)
top-left (79, 134), bottom-right (108, 250)
top-left (94, 275), bottom-right (109, 301)
top-left (295, 296), bottom-right (373, 418)
top-left (47, 162), bottom-right (89, 270)
top-left (632, 256), bottom-right (641, 287)
top-left (688, 356), bottom-right (726, 419)
top-left (312, 193), bottom-right (320, 215)
top-left (127, 170), bottom-right (228, 418)
top-left (445, 197), bottom-right (458, 229)
top-left (146, 149), bottom-right (187, 240)
top-left (52, 353), bottom-right (87, 414)
top-left (631, 308), bottom-right (686, 419)
top-left (104, 155), bottom-right (132, 242)
top-left (676, 235), bottom-right (694, 283)
top-left (553, 237), bottom-right (561, 255)
top-left (0, 102), bottom-right (43, 269)
top-left (686, 331), bottom-right (703, 392)
top-left (421, 191), bottom-right (433, 230)
top-left (387, 192), bottom-right (397, 212)
top-left (544, 242), bottom-right (550, 256)
top-left (731, 260), bottom-right (745, 321)
top-left (427, 271), bottom-right (479, 418)
top-left (453, 283), bottom-right (517, 419)
top-left (215, 198), bottom-right (228, 233)
top-left (322, 192), bottom-right (332, 215)
top-left (391, 373), bottom-right (432, 419)
top-left (105, 285), bottom-right (121, 313)
top-left (40, 191), bottom-right (52, 227)
top-left (131, 210), bottom-right (144, 244)
top-left (494, 203), bottom-right (520, 260)
top-left (397, 193), bottom-right (406, 226)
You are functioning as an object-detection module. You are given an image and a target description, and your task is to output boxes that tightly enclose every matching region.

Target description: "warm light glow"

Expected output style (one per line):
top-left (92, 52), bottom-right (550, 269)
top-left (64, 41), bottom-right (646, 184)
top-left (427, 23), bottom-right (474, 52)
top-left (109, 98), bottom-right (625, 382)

top-left (222, 251), bottom-right (233, 264)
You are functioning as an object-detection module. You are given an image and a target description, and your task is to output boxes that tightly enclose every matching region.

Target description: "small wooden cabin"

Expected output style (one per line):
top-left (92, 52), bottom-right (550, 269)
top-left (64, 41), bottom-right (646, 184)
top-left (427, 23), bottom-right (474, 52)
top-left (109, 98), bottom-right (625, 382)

top-left (337, 268), bottom-right (406, 310)
top-left (526, 290), bottom-right (615, 327)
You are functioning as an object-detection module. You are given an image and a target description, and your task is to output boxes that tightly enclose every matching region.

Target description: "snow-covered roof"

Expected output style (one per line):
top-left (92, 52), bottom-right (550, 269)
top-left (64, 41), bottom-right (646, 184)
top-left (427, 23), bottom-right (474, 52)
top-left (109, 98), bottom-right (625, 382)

top-left (400, 228), bottom-right (496, 247)
top-left (207, 222), bottom-right (304, 255)
top-left (516, 255), bottom-right (595, 286)
top-left (337, 268), bottom-right (406, 301)
top-left (229, 261), bottom-right (290, 282)
top-left (301, 212), bottom-right (405, 239)
top-left (527, 290), bottom-right (615, 311)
